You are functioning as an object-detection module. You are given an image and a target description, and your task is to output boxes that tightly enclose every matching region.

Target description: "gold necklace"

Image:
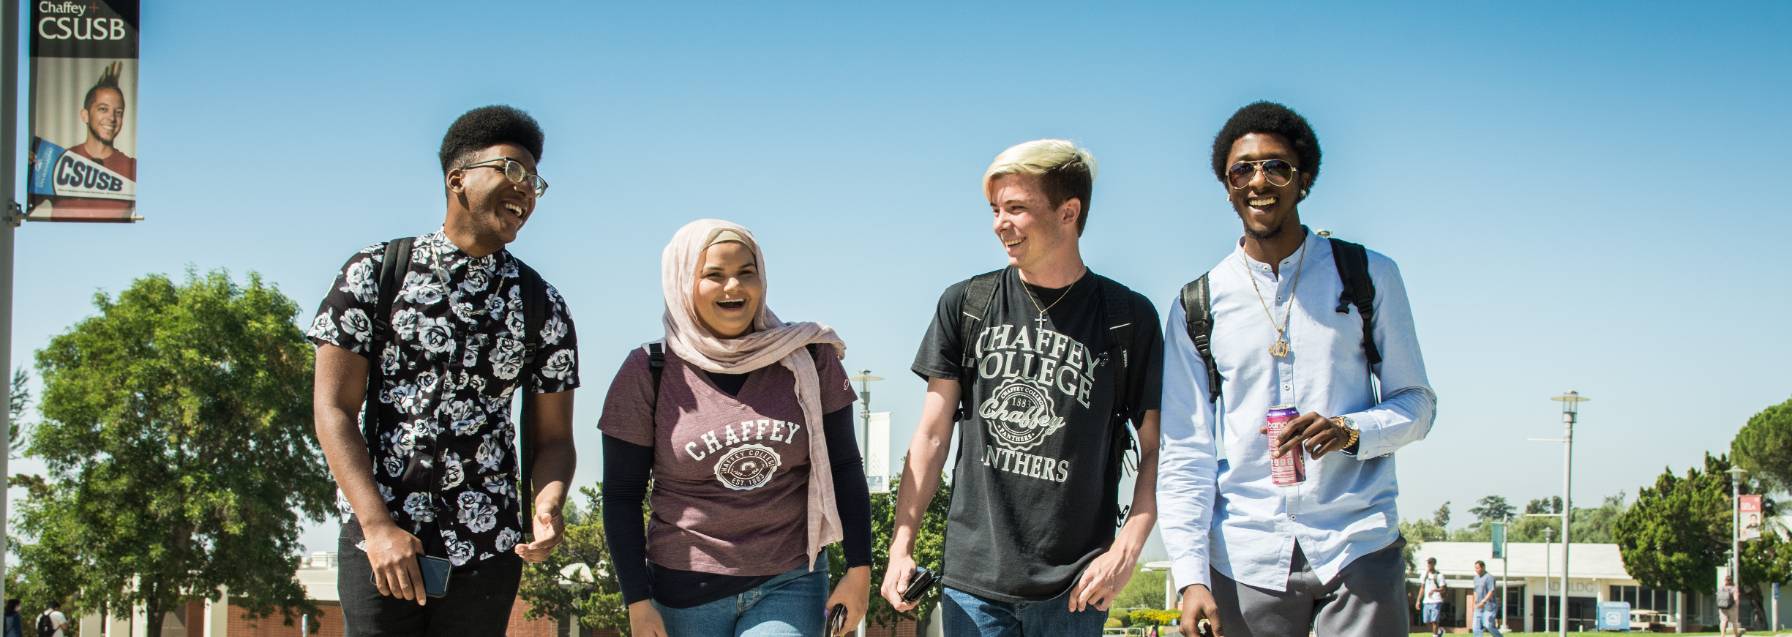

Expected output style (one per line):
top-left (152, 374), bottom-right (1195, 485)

top-left (1021, 270), bottom-right (1083, 331)
top-left (1239, 242), bottom-right (1308, 358)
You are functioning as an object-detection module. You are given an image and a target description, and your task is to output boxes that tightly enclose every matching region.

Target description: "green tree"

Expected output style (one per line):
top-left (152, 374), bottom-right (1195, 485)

top-left (1400, 515), bottom-right (1448, 573)
top-left (1732, 397), bottom-right (1792, 492)
top-left (1570, 493), bottom-right (1627, 543)
top-left (9, 368), bottom-right (30, 458)
top-left (20, 270), bottom-right (334, 636)
top-left (518, 486), bottom-right (627, 632)
top-left (1612, 453), bottom-right (1791, 607)
top-left (1468, 495), bottom-right (1514, 527)
top-left (844, 472), bottom-right (953, 630)
top-left (1433, 501), bottom-right (1451, 528)
top-left (1524, 496), bottom-right (1562, 515)
top-left (1112, 567), bottom-right (1167, 611)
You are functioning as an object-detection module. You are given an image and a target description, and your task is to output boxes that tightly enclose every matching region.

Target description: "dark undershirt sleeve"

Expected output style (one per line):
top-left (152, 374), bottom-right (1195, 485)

top-left (823, 404), bottom-right (873, 567)
top-left (601, 434), bottom-right (654, 605)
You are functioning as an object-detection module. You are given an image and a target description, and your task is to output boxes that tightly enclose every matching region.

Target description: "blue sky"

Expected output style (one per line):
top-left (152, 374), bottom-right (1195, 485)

top-left (7, 2), bottom-right (1790, 557)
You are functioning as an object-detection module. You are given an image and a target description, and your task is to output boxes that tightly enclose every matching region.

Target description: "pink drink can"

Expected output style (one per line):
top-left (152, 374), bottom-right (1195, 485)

top-left (1266, 405), bottom-right (1305, 485)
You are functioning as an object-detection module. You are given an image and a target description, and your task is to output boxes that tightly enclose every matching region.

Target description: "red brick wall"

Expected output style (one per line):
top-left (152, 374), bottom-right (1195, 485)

top-left (862, 617), bottom-right (922, 637)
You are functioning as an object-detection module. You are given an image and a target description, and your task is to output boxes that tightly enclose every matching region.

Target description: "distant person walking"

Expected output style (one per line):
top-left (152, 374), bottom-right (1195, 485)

top-left (1719, 573), bottom-right (1742, 637)
top-left (1418, 558), bottom-right (1444, 637)
top-left (34, 601), bottom-right (66, 637)
top-left (4, 599), bottom-right (21, 637)
top-left (1472, 560), bottom-right (1502, 637)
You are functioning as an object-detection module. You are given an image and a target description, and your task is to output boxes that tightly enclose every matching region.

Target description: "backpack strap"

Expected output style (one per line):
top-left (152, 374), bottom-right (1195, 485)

top-left (954, 269), bottom-right (1004, 422)
top-left (516, 260), bottom-right (549, 539)
top-left (364, 237), bottom-right (414, 450)
top-left (1179, 273), bottom-right (1221, 404)
top-left (1097, 276), bottom-right (1140, 528)
top-left (1327, 238), bottom-right (1381, 367)
top-left (646, 341), bottom-right (667, 398)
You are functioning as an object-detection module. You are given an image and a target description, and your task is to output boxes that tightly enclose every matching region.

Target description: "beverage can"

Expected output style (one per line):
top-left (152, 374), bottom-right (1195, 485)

top-left (1265, 404), bottom-right (1305, 485)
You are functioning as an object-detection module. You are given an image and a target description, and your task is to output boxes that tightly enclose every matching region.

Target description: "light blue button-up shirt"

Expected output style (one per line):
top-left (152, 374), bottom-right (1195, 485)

top-left (1159, 231), bottom-right (1437, 593)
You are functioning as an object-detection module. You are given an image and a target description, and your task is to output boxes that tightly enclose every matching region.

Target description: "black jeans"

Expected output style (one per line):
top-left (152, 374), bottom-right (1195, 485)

top-left (337, 523), bottom-right (522, 637)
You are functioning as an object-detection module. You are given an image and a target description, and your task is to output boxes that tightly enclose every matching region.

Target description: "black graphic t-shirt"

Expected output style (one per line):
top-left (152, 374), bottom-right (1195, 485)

top-left (912, 268), bottom-right (1162, 602)
top-left (308, 230), bottom-right (581, 567)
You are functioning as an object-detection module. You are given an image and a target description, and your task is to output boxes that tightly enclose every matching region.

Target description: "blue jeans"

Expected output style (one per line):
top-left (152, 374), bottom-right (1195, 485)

top-left (941, 585), bottom-right (1109, 637)
top-left (653, 563), bottom-right (828, 636)
top-left (1474, 608), bottom-right (1504, 637)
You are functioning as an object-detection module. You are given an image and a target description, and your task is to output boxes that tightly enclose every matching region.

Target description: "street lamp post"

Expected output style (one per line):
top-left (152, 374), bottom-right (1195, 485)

top-left (849, 370), bottom-right (882, 463)
top-left (847, 369), bottom-right (881, 637)
top-left (1550, 390), bottom-right (1588, 637)
top-left (1544, 525), bottom-right (1554, 633)
top-left (1727, 465), bottom-right (1747, 626)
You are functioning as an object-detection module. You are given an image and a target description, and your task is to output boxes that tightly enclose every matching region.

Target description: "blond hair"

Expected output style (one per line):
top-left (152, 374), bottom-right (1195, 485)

top-left (982, 139), bottom-right (1098, 235)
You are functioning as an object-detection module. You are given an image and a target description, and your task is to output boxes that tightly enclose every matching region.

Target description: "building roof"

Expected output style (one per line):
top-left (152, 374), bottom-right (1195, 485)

top-left (1414, 541), bottom-right (1632, 581)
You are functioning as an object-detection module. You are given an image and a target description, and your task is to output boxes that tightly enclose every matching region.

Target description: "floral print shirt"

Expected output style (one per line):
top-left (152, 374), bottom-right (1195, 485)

top-left (308, 230), bottom-right (579, 565)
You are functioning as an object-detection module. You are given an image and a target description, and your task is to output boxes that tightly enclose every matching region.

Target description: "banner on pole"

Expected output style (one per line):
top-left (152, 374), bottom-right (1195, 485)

top-left (1740, 494), bottom-right (1764, 541)
top-left (865, 411), bottom-right (890, 494)
top-left (26, 0), bottom-right (140, 222)
top-left (1491, 522), bottom-right (1506, 559)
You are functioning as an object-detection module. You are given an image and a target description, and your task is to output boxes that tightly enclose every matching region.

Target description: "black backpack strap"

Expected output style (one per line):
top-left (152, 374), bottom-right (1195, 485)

top-left (954, 269), bottom-right (1004, 422)
top-left (1179, 273), bottom-right (1221, 404)
top-left (516, 261), bottom-right (549, 538)
top-left (1097, 276), bottom-right (1140, 528)
top-left (1327, 238), bottom-right (1381, 367)
top-left (646, 341), bottom-right (666, 397)
top-left (364, 237), bottom-right (414, 450)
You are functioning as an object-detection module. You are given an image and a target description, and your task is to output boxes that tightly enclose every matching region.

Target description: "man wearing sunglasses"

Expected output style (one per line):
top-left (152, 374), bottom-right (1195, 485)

top-left (1159, 102), bottom-right (1436, 637)
top-left (308, 105), bottom-right (580, 636)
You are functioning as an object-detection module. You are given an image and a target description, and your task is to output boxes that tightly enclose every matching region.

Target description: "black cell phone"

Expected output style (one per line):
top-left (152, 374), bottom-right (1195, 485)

top-left (901, 566), bottom-right (938, 604)
top-left (373, 555), bottom-right (453, 598)
top-left (826, 603), bottom-right (847, 635)
top-left (418, 555), bottom-right (452, 598)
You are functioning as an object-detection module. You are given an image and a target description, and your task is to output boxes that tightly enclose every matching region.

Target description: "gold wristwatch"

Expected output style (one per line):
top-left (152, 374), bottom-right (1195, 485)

top-left (1332, 416), bottom-right (1361, 455)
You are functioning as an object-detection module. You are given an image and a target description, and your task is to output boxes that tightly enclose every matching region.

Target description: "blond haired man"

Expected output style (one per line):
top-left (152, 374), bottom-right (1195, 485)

top-left (881, 140), bottom-right (1164, 636)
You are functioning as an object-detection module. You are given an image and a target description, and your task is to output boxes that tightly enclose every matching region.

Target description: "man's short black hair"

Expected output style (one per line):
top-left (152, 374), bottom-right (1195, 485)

top-left (438, 105), bottom-right (544, 174)
top-left (1210, 101), bottom-right (1321, 190)
top-left (1475, 560), bottom-right (1486, 568)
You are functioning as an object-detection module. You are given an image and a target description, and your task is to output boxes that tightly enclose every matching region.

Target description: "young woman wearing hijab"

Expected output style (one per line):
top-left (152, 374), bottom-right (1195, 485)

top-left (600, 219), bottom-right (872, 636)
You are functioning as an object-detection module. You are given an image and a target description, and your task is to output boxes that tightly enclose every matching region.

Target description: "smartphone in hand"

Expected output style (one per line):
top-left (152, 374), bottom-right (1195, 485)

top-left (418, 555), bottom-right (452, 598)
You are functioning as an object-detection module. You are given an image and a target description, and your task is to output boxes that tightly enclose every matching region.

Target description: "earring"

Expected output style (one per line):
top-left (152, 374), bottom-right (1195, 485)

top-left (1301, 189), bottom-right (1310, 199)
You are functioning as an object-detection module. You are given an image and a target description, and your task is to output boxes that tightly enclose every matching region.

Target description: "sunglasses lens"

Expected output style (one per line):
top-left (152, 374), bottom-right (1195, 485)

top-left (1226, 162), bottom-right (1255, 189)
top-left (1262, 159), bottom-right (1294, 187)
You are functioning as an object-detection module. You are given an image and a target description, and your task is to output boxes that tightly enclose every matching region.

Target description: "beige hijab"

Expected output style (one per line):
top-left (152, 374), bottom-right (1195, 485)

top-left (661, 218), bottom-right (845, 569)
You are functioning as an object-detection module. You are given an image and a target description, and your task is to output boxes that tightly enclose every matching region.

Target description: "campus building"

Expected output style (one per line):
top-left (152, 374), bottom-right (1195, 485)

top-left (1414, 541), bottom-right (1791, 633)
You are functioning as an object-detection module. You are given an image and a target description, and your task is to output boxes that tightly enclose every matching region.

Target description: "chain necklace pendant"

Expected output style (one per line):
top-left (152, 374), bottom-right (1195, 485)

top-left (1269, 338), bottom-right (1290, 358)
top-left (1033, 313), bottom-right (1050, 331)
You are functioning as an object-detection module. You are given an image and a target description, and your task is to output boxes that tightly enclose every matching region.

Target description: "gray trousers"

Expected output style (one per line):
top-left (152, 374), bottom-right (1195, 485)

top-left (1209, 537), bottom-right (1409, 637)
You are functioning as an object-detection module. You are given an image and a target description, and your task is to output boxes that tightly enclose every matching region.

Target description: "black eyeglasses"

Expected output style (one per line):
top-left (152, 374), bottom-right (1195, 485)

top-left (460, 157), bottom-right (549, 197)
top-left (1226, 158), bottom-right (1298, 190)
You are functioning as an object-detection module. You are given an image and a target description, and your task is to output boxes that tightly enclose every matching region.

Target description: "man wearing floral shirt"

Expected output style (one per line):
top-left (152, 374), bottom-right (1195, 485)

top-left (309, 105), bottom-right (579, 636)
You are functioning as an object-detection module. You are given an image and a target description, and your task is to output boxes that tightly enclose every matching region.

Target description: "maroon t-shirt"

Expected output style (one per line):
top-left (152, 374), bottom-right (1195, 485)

top-left (598, 344), bottom-right (856, 576)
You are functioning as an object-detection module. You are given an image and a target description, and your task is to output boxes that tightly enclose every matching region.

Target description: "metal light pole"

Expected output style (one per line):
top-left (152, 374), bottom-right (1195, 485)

top-left (1727, 465), bottom-right (1746, 627)
top-left (1543, 525), bottom-right (1554, 633)
top-left (0, 0), bottom-right (21, 605)
top-left (849, 370), bottom-right (882, 459)
top-left (1501, 515), bottom-right (1510, 630)
top-left (847, 369), bottom-right (880, 637)
top-left (1550, 390), bottom-right (1588, 637)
